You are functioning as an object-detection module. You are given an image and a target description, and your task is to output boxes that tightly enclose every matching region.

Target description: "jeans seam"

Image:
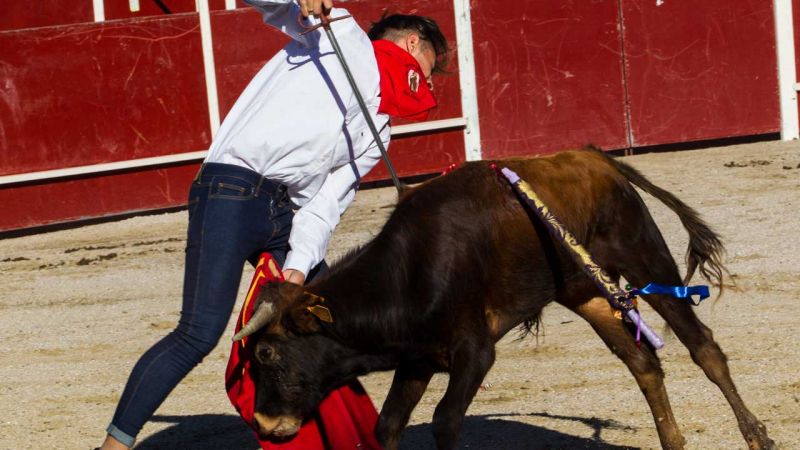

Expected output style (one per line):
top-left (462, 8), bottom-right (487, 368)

top-left (115, 341), bottom-right (180, 430)
top-left (189, 186), bottom-right (210, 321)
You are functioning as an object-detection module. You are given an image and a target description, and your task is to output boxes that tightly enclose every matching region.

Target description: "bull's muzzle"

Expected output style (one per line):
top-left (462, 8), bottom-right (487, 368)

top-left (253, 412), bottom-right (302, 438)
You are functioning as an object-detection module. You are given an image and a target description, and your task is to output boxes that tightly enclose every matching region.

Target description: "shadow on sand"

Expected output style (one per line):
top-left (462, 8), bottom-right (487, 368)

top-left (135, 412), bottom-right (639, 449)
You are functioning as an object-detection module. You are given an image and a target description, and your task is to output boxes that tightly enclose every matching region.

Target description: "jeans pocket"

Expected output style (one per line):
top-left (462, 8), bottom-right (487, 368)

top-left (208, 175), bottom-right (255, 200)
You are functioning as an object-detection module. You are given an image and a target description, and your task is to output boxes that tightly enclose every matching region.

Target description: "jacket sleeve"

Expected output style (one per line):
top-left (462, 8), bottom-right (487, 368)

top-left (283, 128), bottom-right (391, 276)
top-left (243, 0), bottom-right (330, 46)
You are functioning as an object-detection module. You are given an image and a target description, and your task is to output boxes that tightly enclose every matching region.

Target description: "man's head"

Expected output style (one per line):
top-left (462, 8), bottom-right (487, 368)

top-left (368, 14), bottom-right (448, 82)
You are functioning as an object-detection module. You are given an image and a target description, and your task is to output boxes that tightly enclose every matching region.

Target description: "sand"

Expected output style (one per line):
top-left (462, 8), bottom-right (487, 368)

top-left (1, 140), bottom-right (798, 449)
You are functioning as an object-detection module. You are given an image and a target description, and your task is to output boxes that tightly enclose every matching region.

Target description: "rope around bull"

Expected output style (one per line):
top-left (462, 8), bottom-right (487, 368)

top-left (491, 164), bottom-right (710, 350)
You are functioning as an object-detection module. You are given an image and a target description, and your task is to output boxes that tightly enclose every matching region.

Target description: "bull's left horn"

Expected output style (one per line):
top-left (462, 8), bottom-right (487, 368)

top-left (232, 301), bottom-right (275, 341)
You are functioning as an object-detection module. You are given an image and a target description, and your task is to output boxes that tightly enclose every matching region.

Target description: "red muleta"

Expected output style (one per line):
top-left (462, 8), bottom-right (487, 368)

top-left (225, 253), bottom-right (382, 449)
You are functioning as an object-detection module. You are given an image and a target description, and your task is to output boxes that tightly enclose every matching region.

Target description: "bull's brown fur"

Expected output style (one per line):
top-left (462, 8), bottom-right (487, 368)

top-left (249, 149), bottom-right (774, 450)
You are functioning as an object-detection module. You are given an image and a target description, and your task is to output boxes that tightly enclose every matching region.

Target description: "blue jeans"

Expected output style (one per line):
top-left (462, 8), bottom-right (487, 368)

top-left (108, 163), bottom-right (320, 446)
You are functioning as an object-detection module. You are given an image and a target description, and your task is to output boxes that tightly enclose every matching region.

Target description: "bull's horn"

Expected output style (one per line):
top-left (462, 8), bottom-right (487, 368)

top-left (232, 301), bottom-right (275, 341)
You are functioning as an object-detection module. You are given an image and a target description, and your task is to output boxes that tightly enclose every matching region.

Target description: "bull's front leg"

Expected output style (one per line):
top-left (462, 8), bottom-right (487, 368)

top-left (375, 361), bottom-right (434, 450)
top-left (432, 340), bottom-right (495, 450)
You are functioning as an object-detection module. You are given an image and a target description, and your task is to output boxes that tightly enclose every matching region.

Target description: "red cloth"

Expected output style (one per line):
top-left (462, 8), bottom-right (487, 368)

top-left (225, 253), bottom-right (382, 450)
top-left (373, 39), bottom-right (437, 121)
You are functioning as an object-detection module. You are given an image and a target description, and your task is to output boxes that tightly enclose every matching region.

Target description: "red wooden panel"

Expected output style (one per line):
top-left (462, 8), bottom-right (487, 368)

top-left (622, 0), bottom-right (779, 146)
top-left (0, 1), bottom-right (462, 232)
top-left (0, 0), bottom-right (92, 31)
top-left (104, 0), bottom-right (227, 21)
top-left (0, 164), bottom-right (198, 232)
top-left (210, 0), bottom-right (464, 180)
top-left (366, 131), bottom-right (464, 182)
top-left (0, 16), bottom-right (210, 176)
top-left (794, 0), bottom-right (800, 125)
top-left (210, 9), bottom-right (289, 118)
top-left (471, 0), bottom-right (629, 159)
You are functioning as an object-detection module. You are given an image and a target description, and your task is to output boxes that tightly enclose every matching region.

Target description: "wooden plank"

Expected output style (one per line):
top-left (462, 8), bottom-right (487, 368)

top-left (0, 0), bottom-right (93, 31)
top-left (471, 0), bottom-right (630, 158)
top-left (0, 164), bottom-right (199, 231)
top-left (622, 0), bottom-right (780, 146)
top-left (0, 15), bottom-right (211, 176)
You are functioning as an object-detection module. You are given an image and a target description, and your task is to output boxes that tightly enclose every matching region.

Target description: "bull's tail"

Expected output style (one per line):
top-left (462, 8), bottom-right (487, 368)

top-left (602, 151), bottom-right (726, 290)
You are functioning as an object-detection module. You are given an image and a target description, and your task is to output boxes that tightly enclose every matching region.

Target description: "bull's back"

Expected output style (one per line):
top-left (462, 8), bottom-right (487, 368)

top-left (395, 150), bottom-right (634, 339)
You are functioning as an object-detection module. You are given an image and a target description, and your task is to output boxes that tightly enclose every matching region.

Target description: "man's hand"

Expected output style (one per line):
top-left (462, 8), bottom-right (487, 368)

top-left (300, 0), bottom-right (333, 17)
top-left (283, 269), bottom-right (306, 285)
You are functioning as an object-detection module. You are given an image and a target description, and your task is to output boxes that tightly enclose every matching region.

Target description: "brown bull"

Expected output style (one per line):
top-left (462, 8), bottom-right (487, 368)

top-left (235, 149), bottom-right (774, 450)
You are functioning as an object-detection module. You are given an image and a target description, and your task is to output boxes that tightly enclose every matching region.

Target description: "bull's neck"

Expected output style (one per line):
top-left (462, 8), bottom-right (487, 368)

top-left (311, 243), bottom-right (416, 354)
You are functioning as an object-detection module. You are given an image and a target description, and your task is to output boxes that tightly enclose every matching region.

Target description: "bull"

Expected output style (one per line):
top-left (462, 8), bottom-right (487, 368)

top-left (234, 149), bottom-right (774, 450)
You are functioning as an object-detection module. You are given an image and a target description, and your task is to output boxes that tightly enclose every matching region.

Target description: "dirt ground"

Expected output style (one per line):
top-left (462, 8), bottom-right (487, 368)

top-left (1, 140), bottom-right (799, 450)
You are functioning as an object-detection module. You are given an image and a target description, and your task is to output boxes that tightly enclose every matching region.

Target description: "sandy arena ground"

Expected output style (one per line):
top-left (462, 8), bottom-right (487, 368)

top-left (1, 140), bottom-right (799, 449)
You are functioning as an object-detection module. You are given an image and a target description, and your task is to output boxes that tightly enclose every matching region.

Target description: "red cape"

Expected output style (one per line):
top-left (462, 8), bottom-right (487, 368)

top-left (225, 253), bottom-right (382, 449)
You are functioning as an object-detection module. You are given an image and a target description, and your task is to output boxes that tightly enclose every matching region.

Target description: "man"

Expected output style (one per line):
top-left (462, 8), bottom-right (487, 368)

top-left (98, 0), bottom-right (447, 448)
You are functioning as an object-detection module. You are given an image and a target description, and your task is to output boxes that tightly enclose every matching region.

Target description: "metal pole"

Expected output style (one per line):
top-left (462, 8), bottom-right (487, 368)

top-left (319, 14), bottom-right (403, 193)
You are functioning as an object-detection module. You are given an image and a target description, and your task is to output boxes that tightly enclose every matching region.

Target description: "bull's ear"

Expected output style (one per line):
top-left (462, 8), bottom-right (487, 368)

top-left (289, 292), bottom-right (333, 333)
top-left (306, 304), bottom-right (333, 323)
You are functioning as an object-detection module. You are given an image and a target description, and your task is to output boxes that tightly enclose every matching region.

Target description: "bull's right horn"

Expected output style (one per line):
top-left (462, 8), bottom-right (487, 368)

top-left (232, 301), bottom-right (275, 341)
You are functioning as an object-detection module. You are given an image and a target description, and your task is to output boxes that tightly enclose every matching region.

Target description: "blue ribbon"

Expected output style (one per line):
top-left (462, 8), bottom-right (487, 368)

top-left (631, 283), bottom-right (710, 305)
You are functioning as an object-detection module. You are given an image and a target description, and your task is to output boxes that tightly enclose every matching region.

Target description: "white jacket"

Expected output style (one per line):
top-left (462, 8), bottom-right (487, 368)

top-left (206, 0), bottom-right (390, 276)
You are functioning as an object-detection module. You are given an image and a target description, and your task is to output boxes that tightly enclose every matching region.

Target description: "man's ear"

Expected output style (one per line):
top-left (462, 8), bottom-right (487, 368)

top-left (403, 32), bottom-right (421, 53)
top-left (289, 292), bottom-right (333, 333)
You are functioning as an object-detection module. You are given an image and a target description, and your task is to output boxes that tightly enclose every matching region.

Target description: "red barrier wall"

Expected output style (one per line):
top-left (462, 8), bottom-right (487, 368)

top-left (2, 166), bottom-right (200, 229)
top-left (0, 15), bottom-right (210, 175)
top-left (0, 1), bottom-right (93, 31)
top-left (471, 0), bottom-right (630, 159)
top-left (621, 0), bottom-right (779, 146)
top-left (795, 0), bottom-right (800, 123)
top-left (472, 0), bottom-right (780, 157)
top-left (0, 0), bottom-right (785, 232)
top-left (0, 1), bottom-right (462, 231)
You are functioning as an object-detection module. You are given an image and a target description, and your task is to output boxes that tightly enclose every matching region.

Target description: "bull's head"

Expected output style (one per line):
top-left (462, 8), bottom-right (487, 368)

top-left (232, 282), bottom-right (345, 440)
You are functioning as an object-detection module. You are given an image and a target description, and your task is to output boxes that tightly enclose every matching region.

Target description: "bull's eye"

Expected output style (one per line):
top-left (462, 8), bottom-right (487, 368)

top-left (256, 342), bottom-right (277, 364)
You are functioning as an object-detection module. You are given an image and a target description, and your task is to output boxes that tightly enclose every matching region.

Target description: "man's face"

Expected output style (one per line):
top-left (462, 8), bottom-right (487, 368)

top-left (399, 33), bottom-right (437, 89)
top-left (410, 44), bottom-right (436, 81)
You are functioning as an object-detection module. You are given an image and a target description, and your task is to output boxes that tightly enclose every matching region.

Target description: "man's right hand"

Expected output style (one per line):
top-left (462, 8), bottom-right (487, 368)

top-left (300, 0), bottom-right (333, 17)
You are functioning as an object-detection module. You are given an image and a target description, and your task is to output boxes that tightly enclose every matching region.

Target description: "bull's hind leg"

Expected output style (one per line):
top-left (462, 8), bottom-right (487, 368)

top-left (619, 250), bottom-right (775, 449)
top-left (375, 361), bottom-right (434, 450)
top-left (432, 339), bottom-right (495, 450)
top-left (565, 292), bottom-right (686, 449)
top-left (640, 294), bottom-right (775, 449)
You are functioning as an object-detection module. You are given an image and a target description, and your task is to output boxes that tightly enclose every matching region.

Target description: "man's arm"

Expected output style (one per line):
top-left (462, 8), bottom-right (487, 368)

top-left (282, 132), bottom-right (389, 284)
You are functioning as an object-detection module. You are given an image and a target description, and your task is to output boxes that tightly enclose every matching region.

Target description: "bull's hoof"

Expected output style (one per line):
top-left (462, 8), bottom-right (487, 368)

top-left (748, 437), bottom-right (777, 450)
top-left (746, 421), bottom-right (777, 450)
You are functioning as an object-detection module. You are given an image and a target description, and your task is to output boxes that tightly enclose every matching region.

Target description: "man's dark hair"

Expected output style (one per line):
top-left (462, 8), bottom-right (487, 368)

top-left (367, 14), bottom-right (449, 73)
